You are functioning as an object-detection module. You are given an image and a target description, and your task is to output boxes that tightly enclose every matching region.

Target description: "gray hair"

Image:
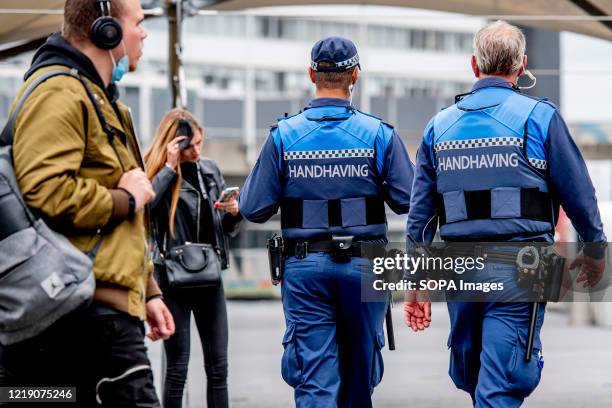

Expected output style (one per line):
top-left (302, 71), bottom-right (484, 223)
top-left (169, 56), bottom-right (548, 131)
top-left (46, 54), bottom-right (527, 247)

top-left (473, 20), bottom-right (526, 76)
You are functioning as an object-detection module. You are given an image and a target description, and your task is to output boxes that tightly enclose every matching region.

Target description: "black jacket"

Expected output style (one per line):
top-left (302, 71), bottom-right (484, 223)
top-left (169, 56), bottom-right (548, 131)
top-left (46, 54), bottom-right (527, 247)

top-left (150, 157), bottom-right (242, 270)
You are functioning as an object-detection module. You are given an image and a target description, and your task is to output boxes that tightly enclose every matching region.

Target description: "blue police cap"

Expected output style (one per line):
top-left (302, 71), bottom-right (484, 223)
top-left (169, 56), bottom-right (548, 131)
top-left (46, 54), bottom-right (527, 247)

top-left (310, 36), bottom-right (360, 72)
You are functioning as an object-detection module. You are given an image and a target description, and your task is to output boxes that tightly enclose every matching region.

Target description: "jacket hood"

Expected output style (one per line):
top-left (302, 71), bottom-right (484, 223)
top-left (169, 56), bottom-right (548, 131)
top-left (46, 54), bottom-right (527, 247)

top-left (25, 32), bottom-right (119, 102)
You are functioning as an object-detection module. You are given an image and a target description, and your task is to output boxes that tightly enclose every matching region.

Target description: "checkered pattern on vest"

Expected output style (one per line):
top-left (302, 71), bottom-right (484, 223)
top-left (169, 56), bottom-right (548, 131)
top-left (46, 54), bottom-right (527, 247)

top-left (434, 137), bottom-right (523, 152)
top-left (283, 148), bottom-right (374, 160)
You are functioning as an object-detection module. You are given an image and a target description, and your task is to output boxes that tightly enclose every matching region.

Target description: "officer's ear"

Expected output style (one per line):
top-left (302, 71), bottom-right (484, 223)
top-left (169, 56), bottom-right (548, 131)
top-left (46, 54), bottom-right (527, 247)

top-left (471, 55), bottom-right (480, 78)
top-left (308, 67), bottom-right (316, 84)
top-left (351, 67), bottom-right (359, 85)
top-left (517, 54), bottom-right (527, 77)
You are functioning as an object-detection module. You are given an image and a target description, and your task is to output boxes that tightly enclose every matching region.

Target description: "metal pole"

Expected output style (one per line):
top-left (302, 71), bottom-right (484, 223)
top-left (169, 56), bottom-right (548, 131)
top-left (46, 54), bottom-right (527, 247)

top-left (357, 20), bottom-right (370, 112)
top-left (166, 0), bottom-right (186, 109)
top-left (158, 3), bottom-right (186, 405)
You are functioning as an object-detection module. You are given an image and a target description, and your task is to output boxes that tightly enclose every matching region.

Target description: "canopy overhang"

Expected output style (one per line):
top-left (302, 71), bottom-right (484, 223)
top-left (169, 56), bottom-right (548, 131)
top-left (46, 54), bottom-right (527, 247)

top-left (0, 0), bottom-right (611, 58)
top-left (205, 0), bottom-right (612, 41)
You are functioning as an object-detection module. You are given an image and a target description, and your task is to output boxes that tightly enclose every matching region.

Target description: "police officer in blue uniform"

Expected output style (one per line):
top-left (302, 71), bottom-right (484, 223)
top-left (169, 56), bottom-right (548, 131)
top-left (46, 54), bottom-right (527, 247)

top-left (405, 21), bottom-right (606, 407)
top-left (240, 37), bottom-right (414, 407)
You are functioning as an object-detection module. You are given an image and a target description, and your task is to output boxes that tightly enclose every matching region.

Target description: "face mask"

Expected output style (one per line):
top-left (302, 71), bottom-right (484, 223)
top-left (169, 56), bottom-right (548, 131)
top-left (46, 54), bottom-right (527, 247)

top-left (518, 69), bottom-right (537, 90)
top-left (109, 42), bottom-right (129, 83)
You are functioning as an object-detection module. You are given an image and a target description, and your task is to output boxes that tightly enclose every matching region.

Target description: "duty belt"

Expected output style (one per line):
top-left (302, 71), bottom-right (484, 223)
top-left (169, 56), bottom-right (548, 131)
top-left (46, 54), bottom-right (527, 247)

top-left (443, 245), bottom-right (521, 265)
top-left (284, 239), bottom-right (362, 258)
top-left (284, 236), bottom-right (387, 261)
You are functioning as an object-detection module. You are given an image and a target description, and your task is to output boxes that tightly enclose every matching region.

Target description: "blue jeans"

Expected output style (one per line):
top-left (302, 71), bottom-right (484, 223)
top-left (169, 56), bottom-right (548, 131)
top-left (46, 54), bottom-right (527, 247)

top-left (280, 253), bottom-right (388, 408)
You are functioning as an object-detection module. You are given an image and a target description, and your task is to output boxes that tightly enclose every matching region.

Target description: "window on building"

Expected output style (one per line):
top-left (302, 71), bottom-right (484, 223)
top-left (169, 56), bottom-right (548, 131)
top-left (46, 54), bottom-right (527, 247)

top-left (256, 17), bottom-right (284, 38)
top-left (204, 74), bottom-right (215, 85)
top-left (257, 16), bottom-right (270, 37)
top-left (411, 29), bottom-right (425, 50)
top-left (435, 32), bottom-right (446, 51)
top-left (367, 26), bottom-right (384, 47)
top-left (275, 72), bottom-right (286, 92)
top-left (225, 15), bottom-right (246, 37)
top-left (460, 33), bottom-right (473, 53)
top-left (425, 31), bottom-right (437, 50)
top-left (280, 18), bottom-right (298, 40)
top-left (0, 94), bottom-right (9, 122)
top-left (152, 88), bottom-right (172, 129)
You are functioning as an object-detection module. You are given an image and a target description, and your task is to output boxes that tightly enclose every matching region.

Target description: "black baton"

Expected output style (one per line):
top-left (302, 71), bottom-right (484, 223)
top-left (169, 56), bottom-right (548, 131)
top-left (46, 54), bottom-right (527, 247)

top-left (525, 302), bottom-right (538, 362)
top-left (385, 301), bottom-right (395, 351)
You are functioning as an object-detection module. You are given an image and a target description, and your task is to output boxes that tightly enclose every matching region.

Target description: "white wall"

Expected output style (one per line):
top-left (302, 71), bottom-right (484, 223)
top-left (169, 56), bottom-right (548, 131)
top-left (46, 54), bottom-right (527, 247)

top-left (561, 32), bottom-right (612, 123)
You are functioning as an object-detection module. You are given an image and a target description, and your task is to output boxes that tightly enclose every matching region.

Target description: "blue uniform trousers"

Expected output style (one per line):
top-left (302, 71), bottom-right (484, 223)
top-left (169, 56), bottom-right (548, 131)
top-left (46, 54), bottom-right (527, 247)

top-left (280, 253), bottom-right (388, 408)
top-left (446, 263), bottom-right (546, 407)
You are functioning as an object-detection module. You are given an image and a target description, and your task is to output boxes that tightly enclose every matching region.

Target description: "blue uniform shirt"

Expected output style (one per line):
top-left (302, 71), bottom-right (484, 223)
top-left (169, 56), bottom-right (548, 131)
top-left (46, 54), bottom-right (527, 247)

top-left (408, 77), bottom-right (606, 257)
top-left (240, 97), bottom-right (414, 240)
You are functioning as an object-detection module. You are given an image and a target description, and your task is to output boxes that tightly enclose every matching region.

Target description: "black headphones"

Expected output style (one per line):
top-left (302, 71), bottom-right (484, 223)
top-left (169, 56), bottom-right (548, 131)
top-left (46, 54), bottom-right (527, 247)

top-left (90, 0), bottom-right (123, 50)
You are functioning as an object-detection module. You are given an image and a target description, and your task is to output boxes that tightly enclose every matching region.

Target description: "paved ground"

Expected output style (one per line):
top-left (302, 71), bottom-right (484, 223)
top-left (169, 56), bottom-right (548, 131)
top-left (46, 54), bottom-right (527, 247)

top-left (147, 301), bottom-right (612, 408)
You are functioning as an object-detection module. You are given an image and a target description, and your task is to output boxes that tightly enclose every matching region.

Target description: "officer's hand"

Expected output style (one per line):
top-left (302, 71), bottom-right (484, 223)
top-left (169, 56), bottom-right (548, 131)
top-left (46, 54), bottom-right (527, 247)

top-left (166, 136), bottom-right (187, 169)
top-left (118, 168), bottom-right (155, 210)
top-left (146, 298), bottom-right (175, 341)
top-left (570, 251), bottom-right (605, 288)
top-left (403, 290), bottom-right (431, 332)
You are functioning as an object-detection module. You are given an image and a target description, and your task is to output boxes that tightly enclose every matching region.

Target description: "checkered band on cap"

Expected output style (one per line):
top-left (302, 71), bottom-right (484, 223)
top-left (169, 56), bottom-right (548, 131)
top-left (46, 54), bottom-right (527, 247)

top-left (528, 158), bottom-right (548, 170)
top-left (434, 137), bottom-right (523, 152)
top-left (311, 54), bottom-right (360, 71)
top-left (284, 148), bottom-right (374, 160)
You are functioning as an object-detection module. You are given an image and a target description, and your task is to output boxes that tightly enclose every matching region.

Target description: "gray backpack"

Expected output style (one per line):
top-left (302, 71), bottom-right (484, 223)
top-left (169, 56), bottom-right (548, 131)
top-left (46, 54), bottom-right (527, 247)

top-left (0, 69), bottom-right (108, 345)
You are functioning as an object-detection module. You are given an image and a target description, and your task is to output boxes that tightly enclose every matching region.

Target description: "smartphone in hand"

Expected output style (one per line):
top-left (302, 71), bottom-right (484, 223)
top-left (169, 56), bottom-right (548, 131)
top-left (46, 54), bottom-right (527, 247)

top-left (218, 187), bottom-right (240, 203)
top-left (177, 119), bottom-right (194, 150)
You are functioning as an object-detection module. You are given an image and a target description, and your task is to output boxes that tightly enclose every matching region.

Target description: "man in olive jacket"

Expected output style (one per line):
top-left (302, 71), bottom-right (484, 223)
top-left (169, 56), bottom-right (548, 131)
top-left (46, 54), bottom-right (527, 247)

top-left (0, 0), bottom-right (174, 406)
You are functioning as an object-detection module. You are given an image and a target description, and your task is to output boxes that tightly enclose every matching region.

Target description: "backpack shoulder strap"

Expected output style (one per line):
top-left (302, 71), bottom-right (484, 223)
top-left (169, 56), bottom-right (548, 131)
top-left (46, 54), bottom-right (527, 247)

top-left (0, 68), bottom-right (115, 260)
top-left (0, 68), bottom-right (117, 147)
top-left (0, 69), bottom-right (80, 147)
top-left (73, 73), bottom-right (115, 139)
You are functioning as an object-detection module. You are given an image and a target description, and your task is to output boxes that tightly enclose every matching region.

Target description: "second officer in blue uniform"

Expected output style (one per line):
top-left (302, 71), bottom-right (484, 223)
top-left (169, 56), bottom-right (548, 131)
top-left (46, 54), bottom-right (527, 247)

top-left (240, 37), bottom-right (414, 407)
top-left (406, 21), bottom-right (606, 407)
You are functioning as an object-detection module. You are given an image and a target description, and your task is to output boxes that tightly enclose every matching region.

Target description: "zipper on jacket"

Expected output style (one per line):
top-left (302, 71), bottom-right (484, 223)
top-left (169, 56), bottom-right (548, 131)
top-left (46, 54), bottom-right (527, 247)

top-left (198, 165), bottom-right (223, 255)
top-left (195, 161), bottom-right (208, 243)
top-left (196, 189), bottom-right (201, 243)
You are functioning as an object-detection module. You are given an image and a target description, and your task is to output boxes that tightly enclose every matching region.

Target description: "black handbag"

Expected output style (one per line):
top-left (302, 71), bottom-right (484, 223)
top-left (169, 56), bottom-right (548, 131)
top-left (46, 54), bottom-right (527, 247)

top-left (164, 243), bottom-right (221, 288)
top-left (161, 162), bottom-right (224, 288)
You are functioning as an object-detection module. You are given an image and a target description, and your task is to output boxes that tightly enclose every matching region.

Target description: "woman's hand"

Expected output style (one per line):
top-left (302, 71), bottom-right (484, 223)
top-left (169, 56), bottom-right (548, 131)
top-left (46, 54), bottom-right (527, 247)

top-left (214, 196), bottom-right (240, 216)
top-left (166, 136), bottom-right (187, 169)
